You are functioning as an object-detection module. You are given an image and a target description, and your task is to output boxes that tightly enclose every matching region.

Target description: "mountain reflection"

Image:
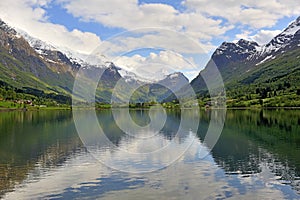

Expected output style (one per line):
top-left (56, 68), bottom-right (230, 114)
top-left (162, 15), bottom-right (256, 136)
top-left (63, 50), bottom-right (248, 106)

top-left (0, 109), bottom-right (300, 198)
top-left (205, 110), bottom-right (300, 193)
top-left (0, 111), bottom-right (82, 197)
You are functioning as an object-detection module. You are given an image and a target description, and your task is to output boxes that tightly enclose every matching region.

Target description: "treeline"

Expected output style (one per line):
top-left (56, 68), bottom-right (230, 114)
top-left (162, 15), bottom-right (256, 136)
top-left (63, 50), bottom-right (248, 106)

top-left (0, 80), bottom-right (71, 106)
top-left (226, 80), bottom-right (300, 107)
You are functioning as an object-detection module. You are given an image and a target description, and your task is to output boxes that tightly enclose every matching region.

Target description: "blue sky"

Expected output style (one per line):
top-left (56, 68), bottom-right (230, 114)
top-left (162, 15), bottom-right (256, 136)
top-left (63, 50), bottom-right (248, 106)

top-left (0, 0), bottom-right (299, 80)
top-left (45, 2), bottom-right (297, 46)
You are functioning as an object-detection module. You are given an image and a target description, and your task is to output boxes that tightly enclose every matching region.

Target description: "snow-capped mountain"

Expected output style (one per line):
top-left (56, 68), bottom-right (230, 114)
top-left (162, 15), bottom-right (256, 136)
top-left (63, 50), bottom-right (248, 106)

top-left (213, 39), bottom-right (260, 68)
top-left (16, 29), bottom-right (89, 67)
top-left (17, 29), bottom-right (56, 52)
top-left (118, 68), bottom-right (154, 83)
top-left (0, 19), bottom-right (19, 37)
top-left (159, 72), bottom-right (189, 89)
top-left (191, 16), bottom-right (300, 93)
top-left (0, 19), bottom-right (130, 102)
top-left (14, 26), bottom-right (113, 69)
top-left (213, 16), bottom-right (300, 68)
top-left (260, 16), bottom-right (300, 55)
top-left (14, 27), bottom-right (160, 83)
top-left (2, 19), bottom-right (191, 86)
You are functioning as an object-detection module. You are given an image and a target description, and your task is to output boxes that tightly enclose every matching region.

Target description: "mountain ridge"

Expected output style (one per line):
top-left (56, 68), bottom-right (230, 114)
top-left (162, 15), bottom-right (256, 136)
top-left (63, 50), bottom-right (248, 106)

top-left (1, 15), bottom-right (300, 107)
top-left (0, 19), bottom-right (190, 104)
top-left (190, 16), bottom-right (300, 107)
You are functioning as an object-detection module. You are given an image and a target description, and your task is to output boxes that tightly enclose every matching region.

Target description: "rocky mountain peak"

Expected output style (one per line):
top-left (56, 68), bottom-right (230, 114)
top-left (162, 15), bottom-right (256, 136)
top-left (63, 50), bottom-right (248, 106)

top-left (159, 72), bottom-right (189, 89)
top-left (215, 39), bottom-right (258, 57)
top-left (212, 16), bottom-right (300, 68)
top-left (212, 39), bottom-right (260, 69)
top-left (0, 19), bottom-right (17, 36)
top-left (237, 39), bottom-right (259, 49)
top-left (191, 15), bottom-right (300, 93)
top-left (258, 16), bottom-right (300, 56)
top-left (274, 17), bottom-right (300, 39)
top-left (165, 72), bottom-right (188, 81)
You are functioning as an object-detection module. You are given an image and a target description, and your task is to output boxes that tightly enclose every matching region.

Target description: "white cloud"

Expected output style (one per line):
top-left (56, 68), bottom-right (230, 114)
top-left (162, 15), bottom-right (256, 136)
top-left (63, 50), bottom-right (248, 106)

top-left (235, 29), bottom-right (282, 45)
top-left (0, 0), bottom-right (102, 54)
top-left (55, 0), bottom-right (300, 55)
top-left (95, 29), bottom-right (213, 57)
top-left (184, 70), bottom-right (200, 77)
top-left (1, 0), bottom-right (299, 55)
top-left (183, 0), bottom-right (300, 28)
top-left (114, 50), bottom-right (197, 80)
top-left (250, 30), bottom-right (282, 44)
top-left (235, 30), bottom-right (253, 42)
top-left (57, 0), bottom-right (230, 43)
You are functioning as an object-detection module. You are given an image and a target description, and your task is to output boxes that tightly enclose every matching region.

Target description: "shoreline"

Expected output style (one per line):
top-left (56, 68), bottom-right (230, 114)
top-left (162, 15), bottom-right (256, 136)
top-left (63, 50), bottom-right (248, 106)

top-left (0, 107), bottom-right (71, 112)
top-left (0, 108), bottom-right (26, 112)
top-left (1, 106), bottom-right (300, 113)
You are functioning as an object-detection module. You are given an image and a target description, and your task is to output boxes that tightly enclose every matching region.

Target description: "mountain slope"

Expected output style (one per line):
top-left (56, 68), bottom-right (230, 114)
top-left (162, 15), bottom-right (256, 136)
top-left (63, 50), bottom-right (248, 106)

top-left (0, 19), bottom-right (191, 105)
top-left (0, 19), bottom-right (129, 104)
top-left (225, 48), bottom-right (300, 107)
top-left (191, 16), bottom-right (300, 103)
top-left (149, 72), bottom-right (189, 102)
top-left (0, 20), bottom-right (78, 103)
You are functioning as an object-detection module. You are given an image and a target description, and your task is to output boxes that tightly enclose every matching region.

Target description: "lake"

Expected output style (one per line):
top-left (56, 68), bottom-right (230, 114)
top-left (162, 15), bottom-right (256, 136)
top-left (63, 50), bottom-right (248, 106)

top-left (0, 109), bottom-right (300, 199)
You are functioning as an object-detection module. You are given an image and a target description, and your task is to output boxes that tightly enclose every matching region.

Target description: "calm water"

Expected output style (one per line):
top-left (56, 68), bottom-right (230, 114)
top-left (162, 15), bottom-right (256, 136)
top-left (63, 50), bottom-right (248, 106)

top-left (0, 109), bottom-right (300, 199)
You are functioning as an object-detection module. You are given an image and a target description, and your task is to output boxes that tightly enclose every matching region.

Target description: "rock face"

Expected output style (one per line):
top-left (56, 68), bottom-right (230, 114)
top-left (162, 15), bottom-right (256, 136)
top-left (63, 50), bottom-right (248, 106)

top-left (213, 39), bottom-right (260, 69)
top-left (260, 16), bottom-right (300, 55)
top-left (191, 16), bottom-right (300, 94)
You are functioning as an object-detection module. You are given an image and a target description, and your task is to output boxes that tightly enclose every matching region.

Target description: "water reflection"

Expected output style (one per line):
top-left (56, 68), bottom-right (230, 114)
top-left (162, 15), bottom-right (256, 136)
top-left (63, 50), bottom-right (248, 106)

top-left (74, 108), bottom-right (201, 173)
top-left (209, 110), bottom-right (300, 195)
top-left (0, 111), bottom-right (82, 197)
top-left (0, 109), bottom-right (299, 199)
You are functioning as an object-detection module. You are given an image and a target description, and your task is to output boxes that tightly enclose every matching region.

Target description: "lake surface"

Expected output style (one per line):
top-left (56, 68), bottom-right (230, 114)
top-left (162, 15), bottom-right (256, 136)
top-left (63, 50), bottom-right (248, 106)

top-left (0, 109), bottom-right (300, 199)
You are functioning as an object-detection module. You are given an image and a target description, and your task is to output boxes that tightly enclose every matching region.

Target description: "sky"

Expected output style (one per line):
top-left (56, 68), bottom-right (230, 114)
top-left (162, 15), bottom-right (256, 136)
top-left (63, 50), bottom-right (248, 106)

top-left (0, 0), bottom-right (300, 80)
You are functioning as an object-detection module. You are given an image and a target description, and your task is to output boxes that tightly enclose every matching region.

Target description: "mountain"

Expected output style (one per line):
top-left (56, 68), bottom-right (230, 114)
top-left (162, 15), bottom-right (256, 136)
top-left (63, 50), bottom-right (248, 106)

top-left (111, 71), bottom-right (190, 104)
top-left (258, 16), bottom-right (300, 57)
top-left (191, 16), bottom-right (300, 107)
top-left (149, 72), bottom-right (189, 102)
top-left (0, 20), bottom-right (77, 103)
top-left (0, 19), bottom-right (190, 105)
top-left (0, 19), bottom-right (128, 104)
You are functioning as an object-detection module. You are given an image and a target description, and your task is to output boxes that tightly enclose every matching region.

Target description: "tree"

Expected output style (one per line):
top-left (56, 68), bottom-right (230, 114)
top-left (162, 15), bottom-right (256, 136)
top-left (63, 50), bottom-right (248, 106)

top-left (284, 81), bottom-right (291, 88)
top-left (260, 88), bottom-right (268, 99)
top-left (256, 88), bottom-right (260, 94)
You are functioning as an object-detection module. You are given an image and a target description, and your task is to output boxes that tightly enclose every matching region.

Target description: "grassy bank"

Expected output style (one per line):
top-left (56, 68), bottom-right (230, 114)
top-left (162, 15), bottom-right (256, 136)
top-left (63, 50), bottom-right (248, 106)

top-left (0, 100), bottom-right (71, 111)
top-left (1, 99), bottom-right (300, 112)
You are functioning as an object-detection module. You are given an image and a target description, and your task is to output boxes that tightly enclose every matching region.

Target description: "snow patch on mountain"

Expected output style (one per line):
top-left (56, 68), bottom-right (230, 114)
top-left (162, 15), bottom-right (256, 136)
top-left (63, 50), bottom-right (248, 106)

top-left (216, 17), bottom-right (300, 64)
top-left (256, 55), bottom-right (275, 66)
top-left (283, 24), bottom-right (300, 36)
top-left (0, 19), bottom-right (18, 36)
top-left (55, 46), bottom-right (89, 66)
top-left (15, 28), bottom-right (92, 66)
top-left (16, 29), bottom-right (56, 52)
top-left (169, 73), bottom-right (179, 79)
top-left (282, 16), bottom-right (300, 36)
top-left (118, 69), bottom-right (153, 83)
